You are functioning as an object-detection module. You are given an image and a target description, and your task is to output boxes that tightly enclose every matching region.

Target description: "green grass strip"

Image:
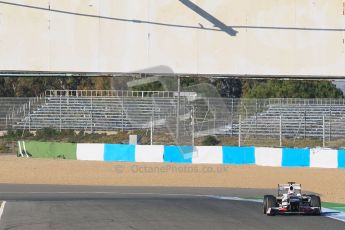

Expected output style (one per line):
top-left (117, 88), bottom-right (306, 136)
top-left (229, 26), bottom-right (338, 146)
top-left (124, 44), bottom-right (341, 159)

top-left (322, 202), bottom-right (345, 212)
top-left (23, 141), bottom-right (77, 160)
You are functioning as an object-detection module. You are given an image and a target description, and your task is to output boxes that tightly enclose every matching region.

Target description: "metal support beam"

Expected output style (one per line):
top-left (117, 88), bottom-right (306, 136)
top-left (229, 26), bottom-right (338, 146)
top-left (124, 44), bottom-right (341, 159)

top-left (238, 115), bottom-right (241, 147)
top-left (150, 116), bottom-right (153, 145)
top-left (279, 115), bottom-right (282, 147)
top-left (59, 96), bottom-right (62, 132)
top-left (323, 116), bottom-right (325, 148)
top-left (192, 105), bottom-right (195, 147)
top-left (176, 76), bottom-right (181, 144)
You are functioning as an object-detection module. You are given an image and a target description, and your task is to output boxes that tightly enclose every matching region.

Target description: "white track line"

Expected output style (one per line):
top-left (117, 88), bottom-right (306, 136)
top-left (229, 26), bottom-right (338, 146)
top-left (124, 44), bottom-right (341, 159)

top-left (1, 191), bottom-right (344, 223)
top-left (0, 201), bottom-right (6, 222)
top-left (210, 195), bottom-right (345, 223)
top-left (209, 195), bottom-right (262, 203)
top-left (0, 191), bottom-right (211, 197)
top-left (322, 208), bottom-right (345, 223)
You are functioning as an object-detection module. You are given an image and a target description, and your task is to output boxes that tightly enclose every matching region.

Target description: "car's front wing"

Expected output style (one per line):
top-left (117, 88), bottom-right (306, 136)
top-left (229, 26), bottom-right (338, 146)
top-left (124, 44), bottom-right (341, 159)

top-left (267, 206), bottom-right (321, 215)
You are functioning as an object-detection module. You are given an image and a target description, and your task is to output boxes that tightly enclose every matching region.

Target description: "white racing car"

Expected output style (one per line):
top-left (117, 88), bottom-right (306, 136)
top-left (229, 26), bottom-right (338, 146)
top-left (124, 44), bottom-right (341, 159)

top-left (263, 182), bottom-right (321, 216)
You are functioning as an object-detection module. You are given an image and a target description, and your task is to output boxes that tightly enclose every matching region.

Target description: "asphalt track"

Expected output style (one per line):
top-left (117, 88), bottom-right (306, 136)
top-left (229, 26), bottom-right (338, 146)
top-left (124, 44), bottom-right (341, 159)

top-left (0, 184), bottom-right (344, 230)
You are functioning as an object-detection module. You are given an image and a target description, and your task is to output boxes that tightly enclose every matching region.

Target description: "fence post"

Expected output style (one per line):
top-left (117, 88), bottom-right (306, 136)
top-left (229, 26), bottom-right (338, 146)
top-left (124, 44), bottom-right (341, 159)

top-left (176, 76), bottom-right (181, 144)
top-left (329, 105), bottom-right (332, 142)
top-left (304, 109), bottom-right (306, 139)
top-left (90, 95), bottom-right (93, 133)
top-left (28, 101), bottom-right (31, 132)
top-left (279, 115), bottom-right (282, 147)
top-left (214, 109), bottom-right (216, 134)
top-left (28, 114), bottom-right (31, 132)
top-left (151, 102), bottom-right (154, 145)
top-left (255, 99), bottom-right (258, 137)
top-left (231, 98), bottom-right (234, 136)
top-left (238, 115), bottom-right (241, 147)
top-left (192, 106), bottom-right (195, 147)
top-left (323, 116), bottom-right (325, 148)
top-left (59, 95), bottom-right (62, 132)
top-left (121, 93), bottom-right (124, 131)
top-left (150, 116), bottom-right (153, 145)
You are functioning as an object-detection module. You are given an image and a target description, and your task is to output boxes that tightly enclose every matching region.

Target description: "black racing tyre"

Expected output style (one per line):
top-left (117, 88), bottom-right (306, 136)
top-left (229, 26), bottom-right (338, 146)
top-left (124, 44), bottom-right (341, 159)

top-left (263, 196), bottom-right (268, 214)
top-left (263, 195), bottom-right (276, 214)
top-left (310, 195), bottom-right (321, 215)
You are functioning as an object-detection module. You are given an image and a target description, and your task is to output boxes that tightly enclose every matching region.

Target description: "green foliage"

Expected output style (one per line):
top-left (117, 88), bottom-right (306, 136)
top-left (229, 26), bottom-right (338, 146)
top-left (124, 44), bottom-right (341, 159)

top-left (35, 127), bottom-right (60, 139)
top-left (3, 128), bottom-right (132, 144)
top-left (242, 80), bottom-right (343, 98)
top-left (1, 77), bottom-right (343, 99)
top-left (0, 143), bottom-right (10, 153)
top-left (4, 129), bottom-right (33, 140)
top-left (181, 77), bottom-right (205, 88)
top-left (0, 77), bottom-right (111, 97)
top-left (209, 79), bottom-right (242, 98)
top-left (0, 79), bottom-right (13, 96)
top-left (202, 135), bottom-right (220, 146)
top-left (130, 81), bottom-right (164, 91)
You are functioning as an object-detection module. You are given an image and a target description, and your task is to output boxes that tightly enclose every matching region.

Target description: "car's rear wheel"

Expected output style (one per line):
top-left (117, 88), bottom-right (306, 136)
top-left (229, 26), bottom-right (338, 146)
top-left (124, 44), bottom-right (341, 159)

top-left (263, 195), bottom-right (276, 215)
top-left (310, 195), bottom-right (321, 215)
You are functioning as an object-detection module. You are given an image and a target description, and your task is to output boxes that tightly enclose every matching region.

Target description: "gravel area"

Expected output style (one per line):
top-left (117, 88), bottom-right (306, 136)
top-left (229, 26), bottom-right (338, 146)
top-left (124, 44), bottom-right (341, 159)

top-left (0, 155), bottom-right (344, 203)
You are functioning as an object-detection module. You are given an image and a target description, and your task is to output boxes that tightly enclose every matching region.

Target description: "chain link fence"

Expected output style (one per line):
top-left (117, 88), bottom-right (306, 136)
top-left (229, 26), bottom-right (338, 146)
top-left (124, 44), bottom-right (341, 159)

top-left (1, 92), bottom-right (345, 148)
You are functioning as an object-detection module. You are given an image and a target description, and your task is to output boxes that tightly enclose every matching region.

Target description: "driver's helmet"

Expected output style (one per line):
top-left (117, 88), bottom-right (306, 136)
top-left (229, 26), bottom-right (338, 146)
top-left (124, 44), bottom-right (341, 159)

top-left (288, 186), bottom-right (295, 195)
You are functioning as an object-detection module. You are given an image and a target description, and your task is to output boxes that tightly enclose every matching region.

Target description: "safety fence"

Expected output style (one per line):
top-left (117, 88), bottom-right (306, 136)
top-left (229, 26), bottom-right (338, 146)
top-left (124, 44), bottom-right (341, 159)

top-left (17, 141), bottom-right (345, 169)
top-left (4, 93), bottom-right (345, 148)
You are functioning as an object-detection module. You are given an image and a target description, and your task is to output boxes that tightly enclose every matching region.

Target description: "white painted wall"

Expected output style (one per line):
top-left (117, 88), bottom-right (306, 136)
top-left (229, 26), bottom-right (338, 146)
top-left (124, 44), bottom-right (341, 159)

top-left (135, 145), bottom-right (164, 162)
top-left (310, 148), bottom-right (338, 168)
top-left (76, 143), bottom-right (104, 161)
top-left (255, 147), bottom-right (282, 167)
top-left (0, 0), bottom-right (344, 76)
top-left (192, 146), bottom-right (223, 164)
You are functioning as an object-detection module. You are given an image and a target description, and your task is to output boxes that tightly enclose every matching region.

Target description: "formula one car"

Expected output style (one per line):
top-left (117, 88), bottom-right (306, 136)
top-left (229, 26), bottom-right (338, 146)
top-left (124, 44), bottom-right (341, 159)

top-left (263, 182), bottom-right (321, 216)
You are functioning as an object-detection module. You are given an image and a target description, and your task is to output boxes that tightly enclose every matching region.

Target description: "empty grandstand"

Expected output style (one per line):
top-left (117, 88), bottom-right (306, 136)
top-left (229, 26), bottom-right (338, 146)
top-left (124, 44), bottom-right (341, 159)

top-left (2, 91), bottom-right (345, 145)
top-left (233, 99), bottom-right (345, 139)
top-left (0, 97), bottom-right (39, 130)
top-left (12, 91), bottom-right (183, 132)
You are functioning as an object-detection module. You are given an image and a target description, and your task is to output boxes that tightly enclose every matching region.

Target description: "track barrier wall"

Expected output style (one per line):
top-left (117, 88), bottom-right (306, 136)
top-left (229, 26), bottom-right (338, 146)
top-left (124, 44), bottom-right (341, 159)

top-left (104, 144), bottom-right (135, 162)
top-left (254, 147), bottom-right (282, 167)
top-left (338, 150), bottom-right (345, 169)
top-left (18, 141), bottom-right (77, 159)
top-left (282, 148), bottom-right (310, 167)
top-left (76, 143), bottom-right (104, 161)
top-left (192, 146), bottom-right (222, 164)
top-left (17, 141), bottom-right (345, 168)
top-left (223, 146), bottom-right (255, 165)
top-left (164, 146), bottom-right (193, 164)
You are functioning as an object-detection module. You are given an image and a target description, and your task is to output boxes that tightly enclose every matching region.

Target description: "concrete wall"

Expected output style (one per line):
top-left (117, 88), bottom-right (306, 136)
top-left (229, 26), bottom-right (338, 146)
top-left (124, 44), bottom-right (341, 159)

top-left (18, 141), bottom-right (345, 168)
top-left (1, 0), bottom-right (344, 76)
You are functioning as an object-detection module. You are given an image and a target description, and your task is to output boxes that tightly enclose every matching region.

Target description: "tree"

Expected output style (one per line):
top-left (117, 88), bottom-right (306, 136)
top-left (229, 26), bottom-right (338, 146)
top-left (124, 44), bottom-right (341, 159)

top-left (202, 135), bottom-right (220, 146)
top-left (242, 80), bottom-right (343, 98)
top-left (209, 78), bottom-right (242, 98)
top-left (0, 77), bottom-right (113, 97)
top-left (0, 78), bottom-right (12, 96)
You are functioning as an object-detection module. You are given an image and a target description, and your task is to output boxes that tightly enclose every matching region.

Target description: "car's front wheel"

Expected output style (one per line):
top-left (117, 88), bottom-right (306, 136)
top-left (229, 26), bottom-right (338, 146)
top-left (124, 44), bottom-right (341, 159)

top-left (310, 195), bottom-right (321, 215)
top-left (263, 195), bottom-right (277, 215)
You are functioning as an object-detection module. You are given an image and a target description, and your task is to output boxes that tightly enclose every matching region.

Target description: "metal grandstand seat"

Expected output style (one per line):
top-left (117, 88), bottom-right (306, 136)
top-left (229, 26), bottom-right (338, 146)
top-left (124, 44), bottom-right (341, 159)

top-left (4, 92), bottom-right (345, 141)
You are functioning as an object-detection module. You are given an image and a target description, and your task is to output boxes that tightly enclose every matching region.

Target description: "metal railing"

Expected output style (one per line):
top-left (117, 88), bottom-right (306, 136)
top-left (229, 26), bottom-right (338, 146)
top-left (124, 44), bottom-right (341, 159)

top-left (45, 90), bottom-right (181, 98)
top-left (2, 93), bottom-right (345, 147)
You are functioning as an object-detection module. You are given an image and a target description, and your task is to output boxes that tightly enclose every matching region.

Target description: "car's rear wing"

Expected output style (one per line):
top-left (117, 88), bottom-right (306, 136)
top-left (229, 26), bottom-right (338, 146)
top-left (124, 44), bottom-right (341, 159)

top-left (278, 183), bottom-right (302, 196)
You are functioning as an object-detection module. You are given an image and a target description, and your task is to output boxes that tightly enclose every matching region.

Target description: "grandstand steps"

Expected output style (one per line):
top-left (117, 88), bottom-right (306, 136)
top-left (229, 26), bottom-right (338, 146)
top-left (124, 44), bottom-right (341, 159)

top-left (4, 92), bottom-right (345, 140)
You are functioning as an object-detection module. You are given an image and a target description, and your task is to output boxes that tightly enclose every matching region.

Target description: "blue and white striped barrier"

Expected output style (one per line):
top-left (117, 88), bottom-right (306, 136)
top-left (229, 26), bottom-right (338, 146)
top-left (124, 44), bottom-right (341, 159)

top-left (75, 143), bottom-right (345, 168)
